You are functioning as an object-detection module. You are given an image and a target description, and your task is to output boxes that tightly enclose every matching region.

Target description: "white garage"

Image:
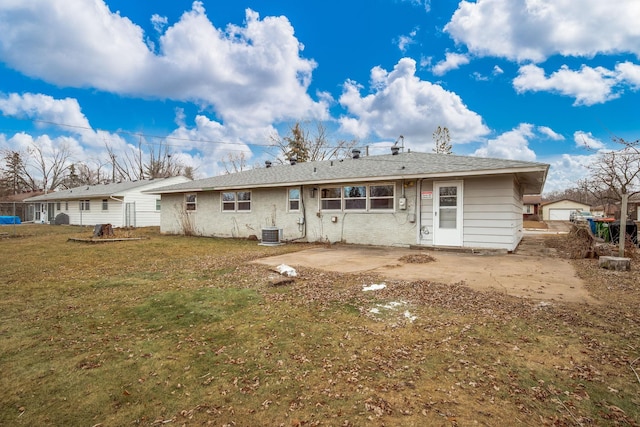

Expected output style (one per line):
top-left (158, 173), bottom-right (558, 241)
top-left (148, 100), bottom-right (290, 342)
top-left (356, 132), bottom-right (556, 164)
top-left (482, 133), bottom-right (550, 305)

top-left (548, 209), bottom-right (573, 221)
top-left (541, 199), bottom-right (591, 221)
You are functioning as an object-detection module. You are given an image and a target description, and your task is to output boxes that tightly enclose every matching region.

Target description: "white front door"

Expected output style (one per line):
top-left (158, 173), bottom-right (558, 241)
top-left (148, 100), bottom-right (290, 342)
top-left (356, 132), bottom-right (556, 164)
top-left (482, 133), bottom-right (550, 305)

top-left (433, 181), bottom-right (463, 246)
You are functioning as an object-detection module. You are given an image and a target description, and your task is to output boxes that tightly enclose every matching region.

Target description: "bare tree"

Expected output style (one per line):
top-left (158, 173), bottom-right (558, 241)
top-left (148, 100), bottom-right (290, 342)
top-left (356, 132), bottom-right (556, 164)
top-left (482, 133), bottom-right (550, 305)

top-left (221, 151), bottom-right (250, 174)
top-left (14, 140), bottom-right (73, 192)
top-left (586, 136), bottom-right (640, 256)
top-left (270, 121), bottom-right (358, 163)
top-left (106, 138), bottom-right (188, 181)
top-left (432, 126), bottom-right (453, 154)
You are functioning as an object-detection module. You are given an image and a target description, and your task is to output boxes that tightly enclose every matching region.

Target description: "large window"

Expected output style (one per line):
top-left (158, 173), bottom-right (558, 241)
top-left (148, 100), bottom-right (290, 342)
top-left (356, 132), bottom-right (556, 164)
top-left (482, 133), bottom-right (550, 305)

top-left (370, 185), bottom-right (394, 210)
top-left (185, 194), bottom-right (197, 211)
top-left (80, 200), bottom-right (90, 211)
top-left (321, 187), bottom-right (342, 210)
top-left (288, 188), bottom-right (300, 211)
top-left (344, 186), bottom-right (366, 210)
top-left (320, 184), bottom-right (395, 212)
top-left (222, 191), bottom-right (251, 212)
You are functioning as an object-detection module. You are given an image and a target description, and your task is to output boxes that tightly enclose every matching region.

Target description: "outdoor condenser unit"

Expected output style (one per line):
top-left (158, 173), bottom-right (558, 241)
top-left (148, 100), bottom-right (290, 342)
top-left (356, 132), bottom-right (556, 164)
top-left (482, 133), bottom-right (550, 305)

top-left (260, 226), bottom-right (283, 246)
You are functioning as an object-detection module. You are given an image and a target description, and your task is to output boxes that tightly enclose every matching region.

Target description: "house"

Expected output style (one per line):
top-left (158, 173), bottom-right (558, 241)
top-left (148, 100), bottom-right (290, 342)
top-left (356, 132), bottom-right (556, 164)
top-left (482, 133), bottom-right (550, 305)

top-left (522, 195), bottom-right (542, 220)
top-left (540, 199), bottom-right (591, 221)
top-left (152, 150), bottom-right (549, 252)
top-left (0, 190), bottom-right (44, 222)
top-left (24, 176), bottom-right (190, 227)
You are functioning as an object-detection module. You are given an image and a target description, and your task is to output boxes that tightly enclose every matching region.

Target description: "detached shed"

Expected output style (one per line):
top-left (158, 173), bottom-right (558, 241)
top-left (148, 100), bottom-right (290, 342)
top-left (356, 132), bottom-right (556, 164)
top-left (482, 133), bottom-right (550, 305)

top-left (541, 199), bottom-right (591, 221)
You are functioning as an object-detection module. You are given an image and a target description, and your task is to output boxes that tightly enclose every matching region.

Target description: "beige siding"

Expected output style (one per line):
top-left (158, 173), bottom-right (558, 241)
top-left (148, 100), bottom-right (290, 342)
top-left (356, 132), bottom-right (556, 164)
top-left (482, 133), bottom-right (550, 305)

top-left (463, 176), bottom-right (522, 251)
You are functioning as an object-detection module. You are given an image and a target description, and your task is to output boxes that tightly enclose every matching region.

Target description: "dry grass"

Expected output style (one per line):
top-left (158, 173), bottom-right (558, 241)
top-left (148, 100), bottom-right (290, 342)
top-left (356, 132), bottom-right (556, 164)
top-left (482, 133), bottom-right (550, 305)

top-left (1, 225), bottom-right (639, 426)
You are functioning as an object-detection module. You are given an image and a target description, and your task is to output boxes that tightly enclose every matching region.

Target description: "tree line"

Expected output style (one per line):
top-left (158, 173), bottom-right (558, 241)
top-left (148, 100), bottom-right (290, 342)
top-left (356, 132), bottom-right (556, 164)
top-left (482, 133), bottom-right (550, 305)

top-left (0, 139), bottom-right (193, 197)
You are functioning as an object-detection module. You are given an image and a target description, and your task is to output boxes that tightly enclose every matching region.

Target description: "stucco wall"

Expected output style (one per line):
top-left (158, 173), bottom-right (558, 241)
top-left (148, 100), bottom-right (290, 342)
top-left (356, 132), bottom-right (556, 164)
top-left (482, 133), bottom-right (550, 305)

top-left (160, 181), bottom-right (419, 247)
top-left (160, 175), bottom-right (524, 251)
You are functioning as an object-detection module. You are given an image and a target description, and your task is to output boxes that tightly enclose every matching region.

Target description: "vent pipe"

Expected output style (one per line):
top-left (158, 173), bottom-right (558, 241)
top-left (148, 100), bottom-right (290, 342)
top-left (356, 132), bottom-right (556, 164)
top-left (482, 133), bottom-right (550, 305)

top-left (265, 160), bottom-right (272, 168)
top-left (352, 149), bottom-right (361, 159)
top-left (289, 157), bottom-right (297, 165)
top-left (391, 146), bottom-right (400, 155)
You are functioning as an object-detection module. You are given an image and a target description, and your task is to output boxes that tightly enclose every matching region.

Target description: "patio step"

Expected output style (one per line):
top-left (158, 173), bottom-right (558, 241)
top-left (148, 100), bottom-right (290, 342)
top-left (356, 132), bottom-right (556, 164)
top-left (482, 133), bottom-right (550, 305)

top-left (516, 236), bottom-right (557, 256)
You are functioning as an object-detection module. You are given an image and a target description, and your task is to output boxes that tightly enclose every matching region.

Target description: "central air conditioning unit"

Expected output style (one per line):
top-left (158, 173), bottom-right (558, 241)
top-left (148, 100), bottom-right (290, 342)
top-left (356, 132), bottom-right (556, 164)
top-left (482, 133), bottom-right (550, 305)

top-left (260, 226), bottom-right (283, 246)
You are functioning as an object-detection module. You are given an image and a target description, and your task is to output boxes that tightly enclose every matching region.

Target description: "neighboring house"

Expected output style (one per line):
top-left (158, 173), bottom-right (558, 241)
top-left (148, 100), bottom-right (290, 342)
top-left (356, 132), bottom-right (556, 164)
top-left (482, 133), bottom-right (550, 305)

top-left (152, 151), bottom-right (549, 252)
top-left (591, 203), bottom-right (618, 218)
top-left (0, 190), bottom-right (44, 222)
top-left (541, 199), bottom-right (591, 221)
top-left (24, 177), bottom-right (190, 227)
top-left (522, 194), bottom-right (542, 220)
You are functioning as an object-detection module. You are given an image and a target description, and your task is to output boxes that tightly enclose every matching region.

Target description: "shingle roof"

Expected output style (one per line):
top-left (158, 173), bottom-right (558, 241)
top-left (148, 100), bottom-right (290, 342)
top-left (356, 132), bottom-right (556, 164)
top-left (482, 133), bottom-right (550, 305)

top-left (24, 178), bottom-right (183, 202)
top-left (152, 151), bottom-right (549, 194)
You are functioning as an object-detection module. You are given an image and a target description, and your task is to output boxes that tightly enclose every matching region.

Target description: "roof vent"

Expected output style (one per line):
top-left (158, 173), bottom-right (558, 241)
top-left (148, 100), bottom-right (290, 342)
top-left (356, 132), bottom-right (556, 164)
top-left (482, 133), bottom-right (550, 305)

top-left (265, 160), bottom-right (272, 168)
top-left (391, 146), bottom-right (400, 155)
top-left (352, 149), bottom-right (361, 159)
top-left (289, 157), bottom-right (297, 165)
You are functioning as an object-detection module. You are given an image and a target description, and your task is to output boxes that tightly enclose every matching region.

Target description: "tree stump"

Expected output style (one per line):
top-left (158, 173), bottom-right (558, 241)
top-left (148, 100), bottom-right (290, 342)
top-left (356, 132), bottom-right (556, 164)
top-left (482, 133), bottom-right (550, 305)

top-left (598, 256), bottom-right (631, 271)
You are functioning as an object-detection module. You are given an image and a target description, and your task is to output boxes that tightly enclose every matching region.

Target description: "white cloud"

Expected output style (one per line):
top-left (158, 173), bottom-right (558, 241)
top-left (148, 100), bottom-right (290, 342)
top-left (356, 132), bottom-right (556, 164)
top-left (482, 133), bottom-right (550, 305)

top-left (397, 28), bottom-right (418, 53)
top-left (573, 131), bottom-right (605, 150)
top-left (493, 65), bottom-right (504, 75)
top-left (151, 14), bottom-right (168, 33)
top-left (542, 153), bottom-right (595, 193)
top-left (615, 61), bottom-right (640, 89)
top-left (403, 0), bottom-right (431, 13)
top-left (0, 92), bottom-right (126, 150)
top-left (338, 58), bottom-right (489, 148)
top-left (0, 1), bottom-right (328, 129)
top-left (431, 53), bottom-right (470, 76)
top-left (538, 126), bottom-right (564, 141)
top-left (473, 123), bottom-right (537, 161)
top-left (513, 64), bottom-right (619, 106)
top-left (445, 0), bottom-right (640, 62)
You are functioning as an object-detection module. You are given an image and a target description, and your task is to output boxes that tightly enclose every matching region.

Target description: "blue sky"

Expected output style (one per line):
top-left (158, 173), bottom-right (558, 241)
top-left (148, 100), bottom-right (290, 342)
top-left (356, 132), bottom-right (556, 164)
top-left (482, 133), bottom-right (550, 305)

top-left (1, 0), bottom-right (639, 193)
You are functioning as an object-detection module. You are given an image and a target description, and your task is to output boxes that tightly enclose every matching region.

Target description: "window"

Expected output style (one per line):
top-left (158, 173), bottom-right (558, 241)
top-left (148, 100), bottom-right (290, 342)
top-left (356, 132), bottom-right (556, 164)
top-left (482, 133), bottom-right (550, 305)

top-left (320, 184), bottom-right (395, 212)
top-left (321, 187), bottom-right (342, 210)
top-left (102, 199), bottom-right (108, 210)
top-left (56, 202), bottom-right (61, 211)
top-left (370, 185), bottom-right (394, 210)
top-left (185, 194), bottom-right (197, 211)
top-left (65, 202), bottom-right (68, 211)
top-left (222, 191), bottom-right (251, 212)
top-left (344, 186), bottom-right (366, 210)
top-left (288, 188), bottom-right (300, 211)
top-left (156, 198), bottom-right (161, 211)
top-left (80, 200), bottom-right (90, 211)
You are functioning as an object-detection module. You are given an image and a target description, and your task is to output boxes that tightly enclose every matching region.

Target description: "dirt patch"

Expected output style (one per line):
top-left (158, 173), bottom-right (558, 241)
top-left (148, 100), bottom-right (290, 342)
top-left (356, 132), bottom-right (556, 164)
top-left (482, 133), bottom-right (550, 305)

top-left (253, 238), bottom-right (596, 304)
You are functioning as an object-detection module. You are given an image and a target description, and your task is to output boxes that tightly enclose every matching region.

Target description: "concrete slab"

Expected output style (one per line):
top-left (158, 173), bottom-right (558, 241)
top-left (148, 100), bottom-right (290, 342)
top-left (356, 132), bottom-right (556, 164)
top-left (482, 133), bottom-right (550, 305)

top-left (253, 243), bottom-right (597, 304)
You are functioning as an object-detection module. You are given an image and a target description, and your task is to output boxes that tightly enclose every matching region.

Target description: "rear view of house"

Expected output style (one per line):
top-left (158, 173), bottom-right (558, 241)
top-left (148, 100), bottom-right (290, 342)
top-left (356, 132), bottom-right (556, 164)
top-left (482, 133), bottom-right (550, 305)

top-left (25, 176), bottom-right (190, 227)
top-left (152, 151), bottom-right (548, 252)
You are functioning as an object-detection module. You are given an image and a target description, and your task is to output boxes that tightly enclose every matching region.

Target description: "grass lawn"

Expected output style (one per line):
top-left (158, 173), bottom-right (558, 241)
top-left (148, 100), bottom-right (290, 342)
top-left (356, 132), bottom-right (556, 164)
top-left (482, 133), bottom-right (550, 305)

top-left (1, 225), bottom-right (639, 426)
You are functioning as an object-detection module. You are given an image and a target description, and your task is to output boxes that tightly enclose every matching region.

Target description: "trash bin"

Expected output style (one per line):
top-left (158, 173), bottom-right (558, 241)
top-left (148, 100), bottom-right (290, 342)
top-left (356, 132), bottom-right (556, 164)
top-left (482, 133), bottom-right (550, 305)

top-left (586, 218), bottom-right (596, 235)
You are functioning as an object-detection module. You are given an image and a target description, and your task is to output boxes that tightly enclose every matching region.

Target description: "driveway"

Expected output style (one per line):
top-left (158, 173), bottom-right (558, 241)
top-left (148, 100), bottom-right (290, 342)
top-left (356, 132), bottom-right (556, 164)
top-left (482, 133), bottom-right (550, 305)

top-left (254, 231), bottom-right (596, 304)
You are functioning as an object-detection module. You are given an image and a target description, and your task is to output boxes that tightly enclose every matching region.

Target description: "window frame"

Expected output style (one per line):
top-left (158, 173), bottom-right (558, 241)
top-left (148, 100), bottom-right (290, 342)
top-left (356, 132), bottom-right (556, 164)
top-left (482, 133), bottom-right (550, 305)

top-left (288, 188), bottom-right (301, 212)
top-left (155, 198), bottom-right (161, 211)
top-left (369, 184), bottom-right (395, 211)
top-left (80, 200), bottom-right (90, 211)
top-left (221, 191), bottom-right (252, 212)
top-left (185, 193), bottom-right (197, 211)
top-left (102, 199), bottom-right (108, 211)
top-left (319, 183), bottom-right (396, 212)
